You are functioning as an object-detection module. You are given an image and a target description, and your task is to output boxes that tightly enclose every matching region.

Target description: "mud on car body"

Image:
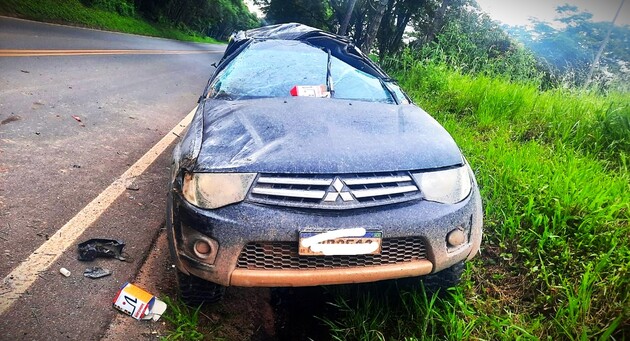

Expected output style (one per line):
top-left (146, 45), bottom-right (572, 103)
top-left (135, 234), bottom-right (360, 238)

top-left (167, 23), bottom-right (483, 304)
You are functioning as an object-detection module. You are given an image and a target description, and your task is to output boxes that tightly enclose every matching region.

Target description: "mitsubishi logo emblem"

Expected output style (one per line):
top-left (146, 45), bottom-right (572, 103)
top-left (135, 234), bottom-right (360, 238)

top-left (324, 178), bottom-right (354, 202)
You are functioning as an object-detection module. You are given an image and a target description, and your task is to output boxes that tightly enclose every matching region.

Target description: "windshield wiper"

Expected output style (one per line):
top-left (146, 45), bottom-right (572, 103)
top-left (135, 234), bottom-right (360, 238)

top-left (326, 49), bottom-right (335, 97)
top-left (378, 78), bottom-right (398, 104)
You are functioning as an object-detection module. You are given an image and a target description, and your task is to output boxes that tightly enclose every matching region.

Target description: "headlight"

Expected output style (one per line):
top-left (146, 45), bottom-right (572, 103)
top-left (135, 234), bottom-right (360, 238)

top-left (412, 165), bottom-right (472, 204)
top-left (182, 173), bottom-right (256, 209)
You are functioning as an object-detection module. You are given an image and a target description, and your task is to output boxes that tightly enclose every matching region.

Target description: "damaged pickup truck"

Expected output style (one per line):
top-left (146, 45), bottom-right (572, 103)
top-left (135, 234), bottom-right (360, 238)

top-left (167, 23), bottom-right (483, 305)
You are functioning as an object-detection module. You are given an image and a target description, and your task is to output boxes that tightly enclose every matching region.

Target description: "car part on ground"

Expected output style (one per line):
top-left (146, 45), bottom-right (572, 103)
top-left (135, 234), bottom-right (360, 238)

top-left (77, 238), bottom-right (129, 262)
top-left (83, 266), bottom-right (112, 279)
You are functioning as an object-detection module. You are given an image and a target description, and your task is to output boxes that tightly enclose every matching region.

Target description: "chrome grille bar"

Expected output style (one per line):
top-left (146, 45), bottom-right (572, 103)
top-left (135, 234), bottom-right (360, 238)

top-left (251, 187), bottom-right (326, 199)
top-left (344, 175), bottom-right (412, 186)
top-left (257, 177), bottom-right (333, 186)
top-left (352, 185), bottom-right (419, 199)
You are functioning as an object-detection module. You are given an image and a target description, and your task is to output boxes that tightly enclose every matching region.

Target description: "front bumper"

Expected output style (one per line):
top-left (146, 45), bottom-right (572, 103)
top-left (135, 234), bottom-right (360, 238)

top-left (167, 186), bottom-right (482, 287)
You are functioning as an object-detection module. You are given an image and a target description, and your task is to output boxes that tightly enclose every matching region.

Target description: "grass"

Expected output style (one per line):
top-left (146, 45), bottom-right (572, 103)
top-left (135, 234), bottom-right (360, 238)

top-left (161, 296), bottom-right (213, 341)
top-left (322, 60), bottom-right (629, 339)
top-left (0, 0), bottom-right (222, 43)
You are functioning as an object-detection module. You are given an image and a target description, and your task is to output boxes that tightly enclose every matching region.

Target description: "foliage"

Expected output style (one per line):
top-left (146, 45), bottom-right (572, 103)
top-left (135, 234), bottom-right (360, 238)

top-left (80, 0), bottom-right (135, 16)
top-left (0, 0), bottom-right (221, 42)
top-left (161, 296), bottom-right (207, 341)
top-left (254, 0), bottom-right (334, 29)
top-left (0, 0), bottom-right (259, 41)
top-left (322, 56), bottom-right (630, 340)
top-left (136, 0), bottom-right (259, 39)
top-left (400, 2), bottom-right (543, 84)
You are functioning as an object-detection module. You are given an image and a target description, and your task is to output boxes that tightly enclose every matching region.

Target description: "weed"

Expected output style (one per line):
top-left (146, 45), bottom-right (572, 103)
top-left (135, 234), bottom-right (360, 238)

top-left (161, 296), bottom-right (205, 341)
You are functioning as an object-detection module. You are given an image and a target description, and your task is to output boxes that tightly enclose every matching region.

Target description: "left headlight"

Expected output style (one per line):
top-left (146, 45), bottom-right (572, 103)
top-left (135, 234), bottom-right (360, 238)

top-left (412, 165), bottom-right (472, 204)
top-left (182, 173), bottom-right (257, 209)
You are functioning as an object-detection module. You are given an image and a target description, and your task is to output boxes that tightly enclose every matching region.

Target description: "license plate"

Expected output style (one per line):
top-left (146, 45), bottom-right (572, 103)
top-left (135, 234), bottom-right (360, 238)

top-left (299, 228), bottom-right (382, 256)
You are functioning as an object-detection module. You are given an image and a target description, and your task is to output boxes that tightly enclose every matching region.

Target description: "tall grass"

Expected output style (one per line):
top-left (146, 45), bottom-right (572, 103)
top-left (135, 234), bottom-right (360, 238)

top-left (324, 58), bottom-right (629, 339)
top-left (0, 0), bottom-right (221, 43)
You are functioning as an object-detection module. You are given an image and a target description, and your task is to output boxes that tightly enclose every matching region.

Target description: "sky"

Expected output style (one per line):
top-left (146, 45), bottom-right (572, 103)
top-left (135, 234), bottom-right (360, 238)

top-left (475, 0), bottom-right (630, 27)
top-left (244, 0), bottom-right (264, 18)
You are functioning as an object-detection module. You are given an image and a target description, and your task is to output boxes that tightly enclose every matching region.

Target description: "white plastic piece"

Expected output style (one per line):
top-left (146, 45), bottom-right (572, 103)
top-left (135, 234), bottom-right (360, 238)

top-left (59, 268), bottom-right (71, 277)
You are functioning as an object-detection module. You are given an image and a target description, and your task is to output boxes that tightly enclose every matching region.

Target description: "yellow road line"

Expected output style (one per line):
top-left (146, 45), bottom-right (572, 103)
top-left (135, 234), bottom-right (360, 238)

top-left (0, 49), bottom-right (222, 57)
top-left (0, 106), bottom-right (197, 315)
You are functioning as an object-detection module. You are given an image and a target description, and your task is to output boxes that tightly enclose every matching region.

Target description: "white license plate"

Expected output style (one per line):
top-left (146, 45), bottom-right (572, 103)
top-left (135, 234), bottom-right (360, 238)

top-left (299, 229), bottom-right (382, 256)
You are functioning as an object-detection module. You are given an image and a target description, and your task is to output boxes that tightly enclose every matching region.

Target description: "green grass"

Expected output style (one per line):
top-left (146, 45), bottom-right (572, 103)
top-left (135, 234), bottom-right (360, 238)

top-left (323, 61), bottom-right (629, 339)
top-left (0, 0), bottom-right (222, 43)
top-left (161, 296), bottom-right (214, 341)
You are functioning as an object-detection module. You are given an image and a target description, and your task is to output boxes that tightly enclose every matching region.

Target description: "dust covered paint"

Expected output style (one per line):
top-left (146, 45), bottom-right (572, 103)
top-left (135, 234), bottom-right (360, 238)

top-left (185, 97), bottom-right (463, 173)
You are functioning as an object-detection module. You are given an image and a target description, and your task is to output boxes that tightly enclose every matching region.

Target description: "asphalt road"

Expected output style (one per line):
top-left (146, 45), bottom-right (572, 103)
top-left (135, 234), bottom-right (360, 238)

top-left (0, 16), bottom-right (224, 340)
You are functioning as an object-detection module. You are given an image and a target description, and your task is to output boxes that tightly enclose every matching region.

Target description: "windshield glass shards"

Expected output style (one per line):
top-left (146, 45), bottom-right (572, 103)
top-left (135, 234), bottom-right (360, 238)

top-left (208, 40), bottom-right (394, 103)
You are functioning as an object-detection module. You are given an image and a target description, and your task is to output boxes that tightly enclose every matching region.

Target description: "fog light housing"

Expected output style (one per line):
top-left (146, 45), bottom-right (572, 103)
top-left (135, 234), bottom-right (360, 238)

top-left (194, 240), bottom-right (212, 258)
top-left (180, 224), bottom-right (219, 264)
top-left (447, 228), bottom-right (466, 247)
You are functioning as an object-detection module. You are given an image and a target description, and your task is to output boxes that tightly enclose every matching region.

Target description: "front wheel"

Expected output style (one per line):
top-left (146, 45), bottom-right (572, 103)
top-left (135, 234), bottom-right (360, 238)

top-left (395, 261), bottom-right (465, 295)
top-left (176, 270), bottom-right (225, 306)
top-left (421, 261), bottom-right (465, 295)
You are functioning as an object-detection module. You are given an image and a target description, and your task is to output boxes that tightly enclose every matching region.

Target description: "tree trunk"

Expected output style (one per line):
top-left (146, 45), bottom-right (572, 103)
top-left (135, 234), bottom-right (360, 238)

top-left (352, 6), bottom-right (367, 47)
top-left (361, 0), bottom-right (389, 54)
top-left (382, 3), bottom-right (414, 57)
top-left (425, 0), bottom-right (450, 43)
top-left (339, 0), bottom-right (358, 35)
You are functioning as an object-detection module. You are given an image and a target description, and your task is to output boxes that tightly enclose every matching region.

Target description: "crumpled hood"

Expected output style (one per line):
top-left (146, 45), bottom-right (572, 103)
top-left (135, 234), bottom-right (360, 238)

top-left (193, 97), bottom-right (463, 173)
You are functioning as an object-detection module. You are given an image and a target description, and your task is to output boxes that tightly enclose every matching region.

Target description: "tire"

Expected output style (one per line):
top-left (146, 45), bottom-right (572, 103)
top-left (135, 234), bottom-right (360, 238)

top-left (421, 261), bottom-right (465, 295)
top-left (176, 270), bottom-right (225, 306)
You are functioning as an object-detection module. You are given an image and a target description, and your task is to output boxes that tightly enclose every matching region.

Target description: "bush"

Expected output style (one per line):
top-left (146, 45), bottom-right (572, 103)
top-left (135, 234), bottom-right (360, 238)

top-left (80, 0), bottom-right (134, 16)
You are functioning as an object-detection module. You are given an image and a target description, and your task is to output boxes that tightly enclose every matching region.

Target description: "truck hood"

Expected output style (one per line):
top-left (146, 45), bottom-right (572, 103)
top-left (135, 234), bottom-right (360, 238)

top-left (193, 97), bottom-right (463, 173)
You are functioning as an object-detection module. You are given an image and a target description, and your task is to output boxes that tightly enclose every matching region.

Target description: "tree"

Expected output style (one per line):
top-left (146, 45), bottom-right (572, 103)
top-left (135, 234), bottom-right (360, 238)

top-left (338, 0), bottom-right (357, 35)
top-left (376, 0), bottom-right (428, 58)
top-left (424, 0), bottom-right (450, 43)
top-left (131, 0), bottom-right (259, 40)
top-left (505, 4), bottom-right (630, 88)
top-left (254, 0), bottom-right (334, 29)
top-left (361, 0), bottom-right (389, 53)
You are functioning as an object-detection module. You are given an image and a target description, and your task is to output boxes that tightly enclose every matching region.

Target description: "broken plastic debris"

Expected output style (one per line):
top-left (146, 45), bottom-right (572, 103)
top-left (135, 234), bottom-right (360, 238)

top-left (77, 239), bottom-right (129, 262)
top-left (84, 266), bottom-right (112, 279)
top-left (290, 85), bottom-right (329, 98)
top-left (113, 283), bottom-right (167, 321)
top-left (59, 267), bottom-right (71, 277)
top-left (71, 115), bottom-right (82, 122)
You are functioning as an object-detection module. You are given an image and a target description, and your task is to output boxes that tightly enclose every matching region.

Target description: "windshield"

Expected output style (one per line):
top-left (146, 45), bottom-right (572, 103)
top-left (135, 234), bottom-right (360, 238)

top-left (208, 40), bottom-right (394, 103)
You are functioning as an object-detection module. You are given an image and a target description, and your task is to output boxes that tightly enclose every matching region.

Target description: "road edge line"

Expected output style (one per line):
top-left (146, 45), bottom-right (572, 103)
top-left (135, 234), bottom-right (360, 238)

top-left (0, 106), bottom-right (197, 315)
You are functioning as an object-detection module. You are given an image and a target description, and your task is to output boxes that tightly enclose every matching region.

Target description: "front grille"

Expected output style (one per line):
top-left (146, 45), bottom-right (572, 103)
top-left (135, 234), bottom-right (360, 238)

top-left (248, 172), bottom-right (421, 209)
top-left (236, 237), bottom-right (426, 270)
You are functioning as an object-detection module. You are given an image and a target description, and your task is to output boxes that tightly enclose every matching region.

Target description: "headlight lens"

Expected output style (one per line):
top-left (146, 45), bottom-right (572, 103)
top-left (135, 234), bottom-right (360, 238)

top-left (412, 165), bottom-right (472, 204)
top-left (182, 173), bottom-right (256, 209)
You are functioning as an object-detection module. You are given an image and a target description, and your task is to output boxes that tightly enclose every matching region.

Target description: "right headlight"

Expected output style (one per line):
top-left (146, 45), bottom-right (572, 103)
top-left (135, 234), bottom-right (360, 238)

top-left (181, 172), bottom-right (256, 209)
top-left (412, 165), bottom-right (472, 204)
